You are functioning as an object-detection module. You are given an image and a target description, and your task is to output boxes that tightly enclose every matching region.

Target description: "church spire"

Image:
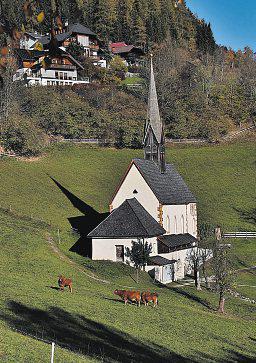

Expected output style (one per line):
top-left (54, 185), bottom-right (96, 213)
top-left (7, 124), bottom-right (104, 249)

top-left (144, 55), bottom-right (166, 173)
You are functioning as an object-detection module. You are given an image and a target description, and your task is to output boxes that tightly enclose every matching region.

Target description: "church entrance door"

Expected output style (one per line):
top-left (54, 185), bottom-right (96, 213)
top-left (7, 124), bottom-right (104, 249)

top-left (115, 245), bottom-right (124, 262)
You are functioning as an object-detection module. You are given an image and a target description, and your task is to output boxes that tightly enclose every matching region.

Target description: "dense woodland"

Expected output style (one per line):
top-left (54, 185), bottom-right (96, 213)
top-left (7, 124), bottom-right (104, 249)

top-left (0, 0), bottom-right (256, 155)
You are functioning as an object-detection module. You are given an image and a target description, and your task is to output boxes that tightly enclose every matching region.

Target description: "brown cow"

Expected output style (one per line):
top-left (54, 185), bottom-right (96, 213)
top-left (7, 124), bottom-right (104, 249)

top-left (58, 275), bottom-right (73, 293)
top-left (114, 289), bottom-right (141, 306)
top-left (141, 291), bottom-right (158, 307)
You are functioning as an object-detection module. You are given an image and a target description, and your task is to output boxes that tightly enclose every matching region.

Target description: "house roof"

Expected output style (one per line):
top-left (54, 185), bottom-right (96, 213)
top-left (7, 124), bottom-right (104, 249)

top-left (39, 23), bottom-right (96, 47)
top-left (88, 198), bottom-right (166, 239)
top-left (68, 23), bottom-right (96, 36)
top-left (149, 255), bottom-right (177, 266)
top-left (131, 159), bottom-right (196, 205)
top-left (112, 45), bottom-right (144, 55)
top-left (15, 49), bottom-right (46, 61)
top-left (158, 233), bottom-right (198, 249)
top-left (111, 42), bottom-right (127, 48)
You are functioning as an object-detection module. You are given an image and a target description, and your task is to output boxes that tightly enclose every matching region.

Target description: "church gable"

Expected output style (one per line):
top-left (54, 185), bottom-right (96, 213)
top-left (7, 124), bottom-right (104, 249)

top-left (111, 161), bottom-right (159, 220)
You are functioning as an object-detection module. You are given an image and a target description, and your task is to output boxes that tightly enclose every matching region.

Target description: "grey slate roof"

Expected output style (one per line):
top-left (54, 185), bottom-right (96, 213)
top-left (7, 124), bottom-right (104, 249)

top-left (88, 198), bottom-right (166, 238)
top-left (158, 233), bottom-right (198, 249)
top-left (133, 158), bottom-right (196, 205)
top-left (149, 255), bottom-right (177, 266)
top-left (68, 23), bottom-right (96, 36)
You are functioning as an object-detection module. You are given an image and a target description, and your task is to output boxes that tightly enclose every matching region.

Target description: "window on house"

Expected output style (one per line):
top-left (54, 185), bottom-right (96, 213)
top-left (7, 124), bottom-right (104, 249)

top-left (59, 72), bottom-right (63, 79)
top-left (55, 72), bottom-right (58, 79)
top-left (64, 73), bottom-right (67, 80)
top-left (133, 189), bottom-right (138, 194)
top-left (47, 81), bottom-right (50, 86)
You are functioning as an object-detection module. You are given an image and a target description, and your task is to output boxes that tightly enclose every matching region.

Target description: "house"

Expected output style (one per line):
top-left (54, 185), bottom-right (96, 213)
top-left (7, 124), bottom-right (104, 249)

top-left (13, 49), bottom-right (89, 86)
top-left (110, 42), bottom-right (145, 68)
top-left (88, 57), bottom-right (198, 284)
top-left (40, 22), bottom-right (106, 68)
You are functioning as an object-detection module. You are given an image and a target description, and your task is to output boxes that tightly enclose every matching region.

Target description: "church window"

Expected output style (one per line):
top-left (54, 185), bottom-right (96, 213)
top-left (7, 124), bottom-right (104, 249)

top-left (181, 215), bottom-right (185, 234)
top-left (166, 215), bottom-right (170, 233)
top-left (174, 216), bottom-right (177, 234)
top-left (193, 218), bottom-right (197, 235)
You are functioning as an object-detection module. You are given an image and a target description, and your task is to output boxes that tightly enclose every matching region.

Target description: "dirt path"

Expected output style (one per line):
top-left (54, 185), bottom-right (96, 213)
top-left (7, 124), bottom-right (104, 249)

top-left (47, 234), bottom-right (110, 284)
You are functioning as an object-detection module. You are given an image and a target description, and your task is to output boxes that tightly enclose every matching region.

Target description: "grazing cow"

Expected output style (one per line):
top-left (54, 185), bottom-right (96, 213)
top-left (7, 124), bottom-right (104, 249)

top-left (114, 289), bottom-right (141, 306)
top-left (141, 291), bottom-right (158, 307)
top-left (58, 275), bottom-right (73, 293)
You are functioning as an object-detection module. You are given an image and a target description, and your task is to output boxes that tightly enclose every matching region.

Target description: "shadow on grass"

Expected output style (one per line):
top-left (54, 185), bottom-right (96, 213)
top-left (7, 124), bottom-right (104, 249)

top-left (0, 301), bottom-right (192, 363)
top-left (233, 207), bottom-right (256, 226)
top-left (169, 287), bottom-right (213, 310)
top-left (50, 177), bottom-right (109, 258)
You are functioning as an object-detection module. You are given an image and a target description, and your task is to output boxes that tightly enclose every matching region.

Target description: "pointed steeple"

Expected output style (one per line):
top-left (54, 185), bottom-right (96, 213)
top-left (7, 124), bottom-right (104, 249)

top-left (144, 55), bottom-right (166, 173)
top-left (145, 55), bottom-right (162, 143)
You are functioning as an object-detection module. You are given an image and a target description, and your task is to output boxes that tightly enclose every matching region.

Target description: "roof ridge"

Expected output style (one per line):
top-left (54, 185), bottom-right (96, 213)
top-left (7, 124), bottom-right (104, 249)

top-left (126, 198), bottom-right (152, 237)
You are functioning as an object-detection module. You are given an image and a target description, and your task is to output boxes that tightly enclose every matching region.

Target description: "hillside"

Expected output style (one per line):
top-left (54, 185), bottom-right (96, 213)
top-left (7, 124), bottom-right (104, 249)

top-left (0, 142), bottom-right (255, 362)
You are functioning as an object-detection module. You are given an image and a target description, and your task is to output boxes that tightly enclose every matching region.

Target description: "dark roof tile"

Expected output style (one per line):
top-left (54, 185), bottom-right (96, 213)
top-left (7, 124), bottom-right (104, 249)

top-left (88, 198), bottom-right (165, 238)
top-left (158, 233), bottom-right (198, 249)
top-left (133, 158), bottom-right (196, 205)
top-left (149, 255), bottom-right (177, 266)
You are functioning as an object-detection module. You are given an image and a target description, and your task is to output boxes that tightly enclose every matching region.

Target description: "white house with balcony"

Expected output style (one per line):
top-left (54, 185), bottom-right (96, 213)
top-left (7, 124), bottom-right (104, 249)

top-left (13, 49), bottom-right (89, 86)
top-left (88, 58), bottom-right (199, 284)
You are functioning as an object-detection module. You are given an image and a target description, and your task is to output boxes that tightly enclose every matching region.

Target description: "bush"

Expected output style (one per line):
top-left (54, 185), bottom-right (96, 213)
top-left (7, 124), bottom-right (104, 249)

top-left (3, 115), bottom-right (48, 156)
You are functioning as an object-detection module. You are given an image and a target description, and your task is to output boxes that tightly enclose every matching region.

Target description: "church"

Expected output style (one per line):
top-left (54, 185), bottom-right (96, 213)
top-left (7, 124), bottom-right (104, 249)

top-left (88, 57), bottom-right (198, 284)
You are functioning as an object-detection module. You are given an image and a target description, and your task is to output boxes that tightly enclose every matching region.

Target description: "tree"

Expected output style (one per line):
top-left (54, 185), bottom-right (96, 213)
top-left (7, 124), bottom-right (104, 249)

top-left (109, 55), bottom-right (128, 80)
top-left (198, 223), bottom-right (215, 289)
top-left (211, 227), bottom-right (236, 314)
top-left (125, 238), bottom-right (152, 283)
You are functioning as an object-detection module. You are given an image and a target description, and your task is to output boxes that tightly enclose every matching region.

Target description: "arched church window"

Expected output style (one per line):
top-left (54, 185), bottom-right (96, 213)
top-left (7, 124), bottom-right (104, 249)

top-left (193, 218), bottom-right (197, 235)
top-left (174, 216), bottom-right (177, 234)
top-left (181, 215), bottom-right (185, 234)
top-left (166, 215), bottom-right (170, 233)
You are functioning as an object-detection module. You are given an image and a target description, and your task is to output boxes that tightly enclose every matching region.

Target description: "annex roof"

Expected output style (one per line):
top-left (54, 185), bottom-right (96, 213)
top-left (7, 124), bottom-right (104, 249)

top-left (149, 255), bottom-right (177, 266)
top-left (131, 159), bottom-right (196, 205)
top-left (158, 233), bottom-right (198, 249)
top-left (88, 198), bottom-right (166, 239)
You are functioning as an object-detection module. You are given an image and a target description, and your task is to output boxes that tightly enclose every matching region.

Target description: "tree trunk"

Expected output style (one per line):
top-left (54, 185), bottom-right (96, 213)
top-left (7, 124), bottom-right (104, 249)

top-left (218, 291), bottom-right (225, 313)
top-left (136, 268), bottom-right (139, 284)
top-left (194, 261), bottom-right (202, 291)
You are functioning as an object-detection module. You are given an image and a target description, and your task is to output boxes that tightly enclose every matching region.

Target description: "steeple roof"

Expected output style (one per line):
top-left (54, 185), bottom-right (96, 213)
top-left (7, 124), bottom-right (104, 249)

top-left (145, 56), bottom-right (162, 143)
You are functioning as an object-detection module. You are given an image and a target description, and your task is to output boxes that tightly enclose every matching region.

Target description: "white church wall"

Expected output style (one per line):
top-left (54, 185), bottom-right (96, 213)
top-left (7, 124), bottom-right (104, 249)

top-left (162, 203), bottom-right (197, 237)
top-left (92, 237), bottom-right (157, 261)
top-left (111, 164), bottom-right (159, 220)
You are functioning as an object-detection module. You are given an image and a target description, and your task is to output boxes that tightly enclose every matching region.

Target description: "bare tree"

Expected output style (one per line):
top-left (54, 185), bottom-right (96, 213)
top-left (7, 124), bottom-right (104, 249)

top-left (212, 227), bottom-right (236, 314)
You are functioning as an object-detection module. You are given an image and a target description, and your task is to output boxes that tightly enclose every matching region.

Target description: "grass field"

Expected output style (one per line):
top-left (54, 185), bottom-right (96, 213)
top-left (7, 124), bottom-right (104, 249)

top-left (0, 141), bottom-right (255, 362)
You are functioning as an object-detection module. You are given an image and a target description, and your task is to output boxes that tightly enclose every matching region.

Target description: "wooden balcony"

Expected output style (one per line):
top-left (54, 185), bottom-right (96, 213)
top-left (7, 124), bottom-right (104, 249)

top-left (48, 64), bottom-right (76, 70)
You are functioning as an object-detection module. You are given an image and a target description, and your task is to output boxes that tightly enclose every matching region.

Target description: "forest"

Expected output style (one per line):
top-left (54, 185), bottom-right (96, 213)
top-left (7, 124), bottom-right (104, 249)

top-left (0, 0), bottom-right (256, 155)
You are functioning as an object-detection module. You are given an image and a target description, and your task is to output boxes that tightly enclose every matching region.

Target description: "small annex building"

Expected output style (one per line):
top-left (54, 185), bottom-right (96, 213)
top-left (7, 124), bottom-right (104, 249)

top-left (88, 56), bottom-right (198, 284)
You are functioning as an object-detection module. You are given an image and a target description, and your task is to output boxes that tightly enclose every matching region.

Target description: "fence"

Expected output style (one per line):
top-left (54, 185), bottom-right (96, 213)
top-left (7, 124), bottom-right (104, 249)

top-left (58, 138), bottom-right (100, 144)
top-left (223, 231), bottom-right (256, 239)
top-left (166, 138), bottom-right (208, 144)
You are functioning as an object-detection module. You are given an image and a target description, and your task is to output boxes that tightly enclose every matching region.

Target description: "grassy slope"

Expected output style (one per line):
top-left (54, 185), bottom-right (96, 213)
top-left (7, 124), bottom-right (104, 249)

top-left (0, 142), bottom-right (255, 362)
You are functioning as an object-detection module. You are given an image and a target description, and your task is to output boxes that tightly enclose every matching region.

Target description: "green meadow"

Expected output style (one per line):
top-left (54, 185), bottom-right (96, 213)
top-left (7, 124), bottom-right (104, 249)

top-left (0, 141), bottom-right (255, 362)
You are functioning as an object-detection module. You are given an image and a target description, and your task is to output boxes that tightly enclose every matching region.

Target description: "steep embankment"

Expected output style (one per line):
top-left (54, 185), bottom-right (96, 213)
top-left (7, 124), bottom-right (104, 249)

top-left (0, 142), bottom-right (255, 362)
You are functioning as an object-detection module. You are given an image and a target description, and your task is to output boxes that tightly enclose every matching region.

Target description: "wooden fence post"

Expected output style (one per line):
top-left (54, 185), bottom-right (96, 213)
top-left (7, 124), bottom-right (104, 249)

top-left (51, 342), bottom-right (55, 363)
